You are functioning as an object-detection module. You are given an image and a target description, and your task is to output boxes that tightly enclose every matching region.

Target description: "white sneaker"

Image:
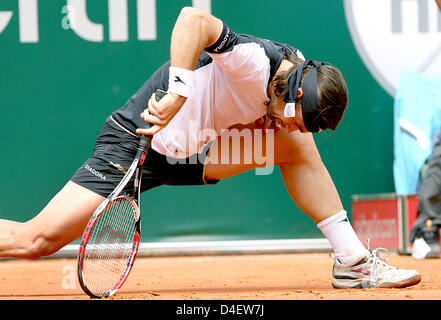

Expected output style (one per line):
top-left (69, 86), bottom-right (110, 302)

top-left (332, 248), bottom-right (421, 289)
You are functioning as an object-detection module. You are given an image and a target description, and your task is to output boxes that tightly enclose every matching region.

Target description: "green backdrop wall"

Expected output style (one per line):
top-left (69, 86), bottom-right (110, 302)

top-left (0, 0), bottom-right (394, 242)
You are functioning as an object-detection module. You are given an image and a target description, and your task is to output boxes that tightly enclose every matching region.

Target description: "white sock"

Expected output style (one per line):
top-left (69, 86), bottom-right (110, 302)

top-left (317, 210), bottom-right (369, 266)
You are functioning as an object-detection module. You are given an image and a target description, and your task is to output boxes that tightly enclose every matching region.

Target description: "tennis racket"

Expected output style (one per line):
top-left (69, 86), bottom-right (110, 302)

top-left (77, 89), bottom-right (167, 298)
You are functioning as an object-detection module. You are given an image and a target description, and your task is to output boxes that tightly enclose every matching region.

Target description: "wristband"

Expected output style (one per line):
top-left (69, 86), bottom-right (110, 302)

top-left (168, 66), bottom-right (194, 98)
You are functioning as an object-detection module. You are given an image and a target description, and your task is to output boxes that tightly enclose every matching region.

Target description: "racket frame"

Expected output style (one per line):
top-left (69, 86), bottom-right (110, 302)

top-left (77, 89), bottom-right (167, 298)
top-left (77, 195), bottom-right (141, 298)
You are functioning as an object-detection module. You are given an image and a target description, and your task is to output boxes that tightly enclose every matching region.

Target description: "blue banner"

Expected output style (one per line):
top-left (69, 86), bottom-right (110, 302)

top-left (393, 70), bottom-right (441, 194)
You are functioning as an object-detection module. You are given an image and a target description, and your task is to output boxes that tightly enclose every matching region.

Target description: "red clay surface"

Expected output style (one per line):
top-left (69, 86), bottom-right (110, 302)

top-left (0, 252), bottom-right (439, 300)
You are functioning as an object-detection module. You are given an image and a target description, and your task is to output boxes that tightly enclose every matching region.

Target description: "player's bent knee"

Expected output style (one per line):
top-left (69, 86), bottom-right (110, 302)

top-left (275, 132), bottom-right (322, 166)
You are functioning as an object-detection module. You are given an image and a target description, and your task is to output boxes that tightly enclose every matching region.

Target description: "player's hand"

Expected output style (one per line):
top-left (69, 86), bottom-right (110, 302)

top-left (255, 116), bottom-right (282, 131)
top-left (136, 92), bottom-right (186, 135)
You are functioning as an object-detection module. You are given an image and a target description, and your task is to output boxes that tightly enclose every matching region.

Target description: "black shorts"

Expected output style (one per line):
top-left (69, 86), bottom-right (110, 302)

top-left (70, 117), bottom-right (218, 197)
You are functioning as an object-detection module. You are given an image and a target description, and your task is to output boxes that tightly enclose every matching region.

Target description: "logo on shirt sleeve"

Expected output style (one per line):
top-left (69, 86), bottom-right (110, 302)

top-left (213, 26), bottom-right (231, 53)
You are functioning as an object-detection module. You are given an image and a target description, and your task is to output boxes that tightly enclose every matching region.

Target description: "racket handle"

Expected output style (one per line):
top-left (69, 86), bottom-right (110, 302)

top-left (138, 89), bottom-right (168, 150)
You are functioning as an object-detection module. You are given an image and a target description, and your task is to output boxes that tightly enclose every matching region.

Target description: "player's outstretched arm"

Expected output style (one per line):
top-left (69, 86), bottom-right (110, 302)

top-left (170, 7), bottom-right (223, 70)
top-left (137, 7), bottom-right (223, 136)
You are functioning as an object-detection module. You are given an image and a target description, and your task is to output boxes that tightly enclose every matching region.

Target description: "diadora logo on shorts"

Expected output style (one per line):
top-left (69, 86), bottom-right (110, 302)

top-left (344, 0), bottom-right (441, 96)
top-left (0, 0), bottom-right (212, 43)
top-left (85, 164), bottom-right (106, 180)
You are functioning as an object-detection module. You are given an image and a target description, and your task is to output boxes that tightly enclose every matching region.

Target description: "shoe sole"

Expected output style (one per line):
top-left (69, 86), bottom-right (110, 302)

top-left (332, 274), bottom-right (421, 289)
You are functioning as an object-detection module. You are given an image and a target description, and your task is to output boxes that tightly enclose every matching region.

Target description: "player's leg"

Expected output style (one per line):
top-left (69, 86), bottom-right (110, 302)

top-left (204, 122), bottom-right (343, 223)
top-left (205, 123), bottom-right (420, 288)
top-left (267, 129), bottom-right (371, 265)
top-left (0, 181), bottom-right (104, 259)
top-left (206, 124), bottom-right (365, 263)
top-left (0, 117), bottom-right (156, 259)
top-left (275, 131), bottom-right (344, 224)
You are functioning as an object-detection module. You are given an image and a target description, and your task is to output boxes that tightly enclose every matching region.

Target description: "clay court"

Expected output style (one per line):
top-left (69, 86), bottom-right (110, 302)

top-left (2, 5), bottom-right (441, 318)
top-left (0, 252), bottom-right (440, 300)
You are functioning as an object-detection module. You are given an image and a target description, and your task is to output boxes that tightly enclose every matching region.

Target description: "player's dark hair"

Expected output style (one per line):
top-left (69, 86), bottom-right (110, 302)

top-left (272, 54), bottom-right (348, 131)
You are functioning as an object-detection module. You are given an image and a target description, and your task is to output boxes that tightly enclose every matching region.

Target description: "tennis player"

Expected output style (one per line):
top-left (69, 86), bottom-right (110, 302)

top-left (0, 7), bottom-right (420, 289)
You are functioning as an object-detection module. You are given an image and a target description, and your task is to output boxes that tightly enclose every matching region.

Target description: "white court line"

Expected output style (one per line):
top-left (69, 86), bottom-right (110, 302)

top-left (52, 239), bottom-right (332, 258)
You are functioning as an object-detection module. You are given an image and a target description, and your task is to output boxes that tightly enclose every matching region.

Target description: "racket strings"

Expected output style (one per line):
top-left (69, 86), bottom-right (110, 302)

top-left (82, 197), bottom-right (138, 296)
